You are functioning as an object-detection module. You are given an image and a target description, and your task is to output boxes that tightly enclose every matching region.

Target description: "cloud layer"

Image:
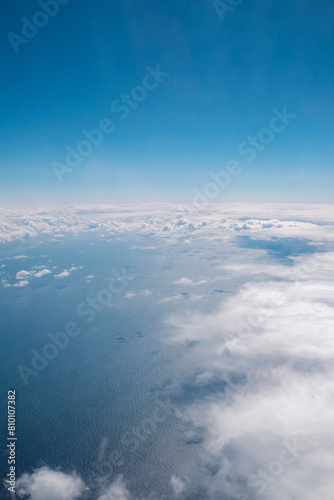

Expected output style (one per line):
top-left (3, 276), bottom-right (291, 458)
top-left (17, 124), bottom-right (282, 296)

top-left (16, 467), bottom-right (85, 500)
top-left (166, 220), bottom-right (334, 499)
top-left (8, 204), bottom-right (334, 500)
top-left (1, 203), bottom-right (334, 244)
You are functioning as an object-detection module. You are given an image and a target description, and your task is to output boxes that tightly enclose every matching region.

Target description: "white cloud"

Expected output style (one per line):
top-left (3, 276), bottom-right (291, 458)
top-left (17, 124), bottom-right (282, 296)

top-left (1, 203), bottom-right (334, 244)
top-left (170, 475), bottom-right (186, 498)
top-left (15, 469), bottom-right (135, 500)
top-left (55, 271), bottom-right (70, 278)
top-left (166, 231), bottom-right (334, 499)
top-left (173, 277), bottom-right (207, 286)
top-left (16, 467), bottom-right (85, 500)
top-left (54, 267), bottom-right (77, 279)
top-left (97, 476), bottom-right (131, 500)
top-left (125, 289), bottom-right (152, 299)
top-left (4, 204), bottom-right (334, 500)
top-left (12, 280), bottom-right (29, 287)
top-left (16, 270), bottom-right (34, 280)
top-left (34, 269), bottom-right (52, 278)
top-left (173, 278), bottom-right (194, 285)
top-left (10, 267), bottom-right (52, 284)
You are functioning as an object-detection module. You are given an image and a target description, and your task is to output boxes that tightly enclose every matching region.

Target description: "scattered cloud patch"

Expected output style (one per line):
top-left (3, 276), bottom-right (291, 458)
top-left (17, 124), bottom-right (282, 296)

top-left (166, 232), bottom-right (334, 500)
top-left (16, 469), bottom-right (145, 500)
top-left (96, 476), bottom-right (131, 500)
top-left (125, 290), bottom-right (152, 299)
top-left (34, 269), bottom-right (52, 278)
top-left (54, 266), bottom-right (77, 279)
top-left (173, 277), bottom-right (207, 286)
top-left (173, 277), bottom-right (194, 286)
top-left (170, 475), bottom-right (187, 498)
top-left (12, 280), bottom-right (29, 287)
top-left (16, 270), bottom-right (34, 280)
top-left (16, 467), bottom-right (85, 500)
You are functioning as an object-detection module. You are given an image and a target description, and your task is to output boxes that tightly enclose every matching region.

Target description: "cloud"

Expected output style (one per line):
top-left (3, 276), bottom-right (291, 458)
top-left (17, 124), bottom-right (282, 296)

top-left (16, 270), bottom-right (34, 280)
top-left (166, 230), bottom-right (334, 499)
top-left (14, 470), bottom-right (189, 500)
top-left (5, 204), bottom-right (334, 499)
top-left (97, 476), bottom-right (131, 500)
top-left (13, 267), bottom-right (52, 284)
top-left (55, 271), bottom-right (70, 278)
top-left (125, 289), bottom-right (152, 299)
top-left (1, 203), bottom-right (334, 244)
top-left (54, 266), bottom-right (77, 279)
top-left (173, 277), bottom-right (207, 286)
top-left (34, 269), bottom-right (52, 278)
top-left (16, 470), bottom-right (137, 500)
top-left (173, 278), bottom-right (194, 285)
top-left (16, 467), bottom-right (85, 500)
top-left (170, 475), bottom-right (186, 498)
top-left (12, 280), bottom-right (29, 288)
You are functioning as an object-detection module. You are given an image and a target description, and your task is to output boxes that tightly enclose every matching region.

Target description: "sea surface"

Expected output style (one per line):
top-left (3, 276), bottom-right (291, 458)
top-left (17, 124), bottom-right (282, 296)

top-left (0, 228), bottom-right (323, 499)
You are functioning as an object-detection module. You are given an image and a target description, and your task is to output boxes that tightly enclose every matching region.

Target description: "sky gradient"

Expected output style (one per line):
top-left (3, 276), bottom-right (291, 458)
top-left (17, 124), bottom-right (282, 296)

top-left (1, 0), bottom-right (334, 204)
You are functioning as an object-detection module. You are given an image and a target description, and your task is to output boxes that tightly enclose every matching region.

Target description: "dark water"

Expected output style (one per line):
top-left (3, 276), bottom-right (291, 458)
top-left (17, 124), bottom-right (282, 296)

top-left (0, 232), bottom-right (233, 499)
top-left (0, 230), bottom-right (316, 498)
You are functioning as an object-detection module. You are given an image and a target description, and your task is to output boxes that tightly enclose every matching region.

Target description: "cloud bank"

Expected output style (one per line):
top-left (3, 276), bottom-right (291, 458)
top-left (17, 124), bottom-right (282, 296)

top-left (1, 203), bottom-right (334, 244)
top-left (166, 220), bottom-right (334, 499)
top-left (16, 467), bottom-right (85, 500)
top-left (9, 204), bottom-right (334, 499)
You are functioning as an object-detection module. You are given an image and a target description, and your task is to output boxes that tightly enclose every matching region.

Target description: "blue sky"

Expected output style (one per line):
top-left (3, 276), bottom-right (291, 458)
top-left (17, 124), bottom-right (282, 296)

top-left (1, 0), bottom-right (334, 204)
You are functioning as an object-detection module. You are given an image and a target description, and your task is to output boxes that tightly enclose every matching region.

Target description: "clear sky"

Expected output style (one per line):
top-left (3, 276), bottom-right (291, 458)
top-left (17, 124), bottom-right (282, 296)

top-left (1, 0), bottom-right (333, 204)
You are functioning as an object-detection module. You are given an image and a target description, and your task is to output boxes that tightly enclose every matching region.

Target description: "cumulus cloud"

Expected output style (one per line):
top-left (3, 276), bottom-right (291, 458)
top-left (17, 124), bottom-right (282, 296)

top-left (16, 467), bottom-right (85, 500)
top-left (10, 267), bottom-right (52, 286)
top-left (97, 476), bottom-right (131, 500)
top-left (173, 277), bottom-right (207, 286)
top-left (12, 280), bottom-right (29, 287)
top-left (166, 227), bottom-right (334, 499)
top-left (1, 203), bottom-right (334, 244)
top-left (54, 266), bottom-right (77, 279)
top-left (170, 475), bottom-right (186, 498)
top-left (34, 268), bottom-right (52, 278)
top-left (16, 270), bottom-right (34, 280)
top-left (16, 470), bottom-right (136, 500)
top-left (173, 278), bottom-right (194, 286)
